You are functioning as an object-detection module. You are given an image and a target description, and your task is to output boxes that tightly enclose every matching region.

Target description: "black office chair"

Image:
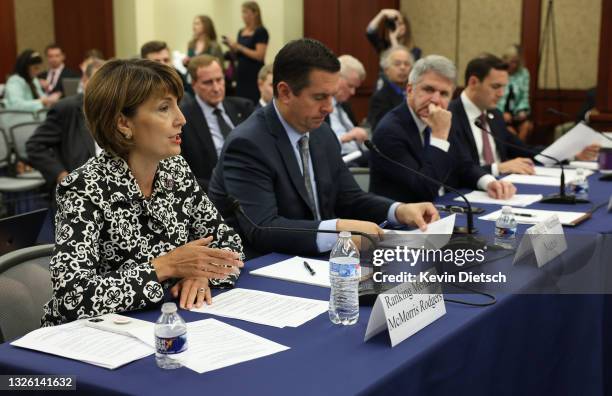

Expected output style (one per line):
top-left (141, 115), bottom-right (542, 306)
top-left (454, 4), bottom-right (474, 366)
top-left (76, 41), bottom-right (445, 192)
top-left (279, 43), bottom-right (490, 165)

top-left (0, 244), bottom-right (54, 343)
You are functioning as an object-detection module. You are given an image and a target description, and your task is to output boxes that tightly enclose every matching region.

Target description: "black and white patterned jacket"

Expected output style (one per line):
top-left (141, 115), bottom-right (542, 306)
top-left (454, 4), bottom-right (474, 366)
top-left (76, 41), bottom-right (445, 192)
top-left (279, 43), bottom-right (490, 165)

top-left (41, 151), bottom-right (243, 326)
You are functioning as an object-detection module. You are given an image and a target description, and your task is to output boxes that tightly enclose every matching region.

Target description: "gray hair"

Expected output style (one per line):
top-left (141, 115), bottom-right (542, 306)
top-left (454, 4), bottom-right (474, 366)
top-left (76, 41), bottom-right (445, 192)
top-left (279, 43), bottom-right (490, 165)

top-left (408, 55), bottom-right (457, 85)
top-left (379, 45), bottom-right (414, 70)
top-left (338, 54), bottom-right (366, 80)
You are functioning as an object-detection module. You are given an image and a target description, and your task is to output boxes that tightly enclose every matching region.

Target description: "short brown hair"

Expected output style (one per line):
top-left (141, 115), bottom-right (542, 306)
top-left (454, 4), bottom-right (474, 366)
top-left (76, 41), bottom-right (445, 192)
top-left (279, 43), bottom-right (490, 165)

top-left (140, 40), bottom-right (168, 59)
top-left (187, 54), bottom-right (221, 81)
top-left (84, 59), bottom-right (184, 158)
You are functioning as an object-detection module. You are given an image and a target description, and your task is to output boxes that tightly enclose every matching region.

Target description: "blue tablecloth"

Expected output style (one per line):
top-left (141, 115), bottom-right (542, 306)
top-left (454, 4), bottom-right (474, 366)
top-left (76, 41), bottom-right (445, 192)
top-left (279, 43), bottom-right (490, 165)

top-left (0, 173), bottom-right (610, 395)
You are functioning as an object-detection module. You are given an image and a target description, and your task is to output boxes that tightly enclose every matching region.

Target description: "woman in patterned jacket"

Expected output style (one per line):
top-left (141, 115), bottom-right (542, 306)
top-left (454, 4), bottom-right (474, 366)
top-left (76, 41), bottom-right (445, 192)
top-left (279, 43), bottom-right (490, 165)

top-left (42, 59), bottom-right (244, 326)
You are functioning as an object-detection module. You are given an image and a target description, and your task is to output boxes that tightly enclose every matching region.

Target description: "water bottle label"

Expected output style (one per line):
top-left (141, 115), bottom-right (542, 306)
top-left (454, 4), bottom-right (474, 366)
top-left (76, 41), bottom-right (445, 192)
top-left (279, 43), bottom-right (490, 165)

top-left (155, 333), bottom-right (187, 355)
top-left (495, 226), bottom-right (516, 238)
top-left (330, 261), bottom-right (360, 277)
top-left (573, 184), bottom-right (588, 194)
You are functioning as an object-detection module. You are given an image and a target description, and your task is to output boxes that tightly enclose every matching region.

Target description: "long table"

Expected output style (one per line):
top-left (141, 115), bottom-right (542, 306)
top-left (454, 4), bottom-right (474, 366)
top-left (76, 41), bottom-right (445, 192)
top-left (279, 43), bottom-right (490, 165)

top-left (0, 174), bottom-right (610, 395)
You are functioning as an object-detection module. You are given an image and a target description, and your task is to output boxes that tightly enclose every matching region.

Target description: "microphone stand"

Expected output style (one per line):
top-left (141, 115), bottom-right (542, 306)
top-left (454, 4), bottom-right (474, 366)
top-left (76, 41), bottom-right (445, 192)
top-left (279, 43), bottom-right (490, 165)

top-left (474, 118), bottom-right (589, 204)
top-left (365, 140), bottom-right (486, 248)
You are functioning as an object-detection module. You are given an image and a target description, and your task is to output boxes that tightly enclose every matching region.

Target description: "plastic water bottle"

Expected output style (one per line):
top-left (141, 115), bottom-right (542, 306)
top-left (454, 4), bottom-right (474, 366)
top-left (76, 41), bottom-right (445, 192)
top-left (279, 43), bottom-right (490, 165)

top-left (329, 231), bottom-right (361, 325)
top-left (155, 302), bottom-right (187, 369)
top-left (495, 206), bottom-right (518, 249)
top-left (571, 168), bottom-right (589, 200)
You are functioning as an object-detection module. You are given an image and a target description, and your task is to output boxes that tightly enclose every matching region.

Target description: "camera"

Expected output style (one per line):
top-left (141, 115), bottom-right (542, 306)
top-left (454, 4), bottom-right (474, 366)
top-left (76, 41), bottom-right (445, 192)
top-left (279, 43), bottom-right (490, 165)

top-left (384, 16), bottom-right (397, 32)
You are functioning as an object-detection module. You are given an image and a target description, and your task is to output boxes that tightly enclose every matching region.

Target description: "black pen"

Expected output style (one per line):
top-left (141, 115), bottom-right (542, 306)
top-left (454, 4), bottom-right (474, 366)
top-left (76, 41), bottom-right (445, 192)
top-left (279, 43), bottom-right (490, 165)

top-left (303, 260), bottom-right (316, 276)
top-left (514, 212), bottom-right (534, 217)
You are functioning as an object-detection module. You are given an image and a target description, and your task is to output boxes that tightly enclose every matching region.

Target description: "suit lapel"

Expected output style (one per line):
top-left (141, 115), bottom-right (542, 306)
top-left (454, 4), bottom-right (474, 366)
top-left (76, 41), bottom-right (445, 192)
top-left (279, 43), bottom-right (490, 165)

top-left (264, 106), bottom-right (317, 217)
top-left (398, 103), bottom-right (426, 163)
top-left (187, 101), bottom-right (217, 161)
top-left (309, 129), bottom-right (332, 218)
top-left (224, 99), bottom-right (244, 127)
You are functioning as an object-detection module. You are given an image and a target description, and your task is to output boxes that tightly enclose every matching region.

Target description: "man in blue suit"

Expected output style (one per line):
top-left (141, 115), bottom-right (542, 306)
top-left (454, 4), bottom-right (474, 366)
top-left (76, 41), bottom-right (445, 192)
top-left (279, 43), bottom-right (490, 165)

top-left (370, 55), bottom-right (516, 203)
top-left (209, 38), bottom-right (439, 258)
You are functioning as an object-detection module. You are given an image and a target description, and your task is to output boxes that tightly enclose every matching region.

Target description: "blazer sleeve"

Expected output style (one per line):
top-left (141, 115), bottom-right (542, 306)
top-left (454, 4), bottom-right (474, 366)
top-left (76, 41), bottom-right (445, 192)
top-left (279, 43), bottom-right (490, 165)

top-left (4, 77), bottom-right (44, 112)
top-left (44, 175), bottom-right (163, 326)
top-left (26, 101), bottom-right (70, 185)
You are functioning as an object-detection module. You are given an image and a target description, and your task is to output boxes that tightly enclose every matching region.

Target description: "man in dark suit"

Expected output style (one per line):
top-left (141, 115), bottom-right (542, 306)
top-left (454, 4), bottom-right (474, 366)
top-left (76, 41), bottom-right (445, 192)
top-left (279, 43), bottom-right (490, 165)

top-left (208, 38), bottom-right (438, 258)
top-left (325, 55), bottom-right (369, 167)
top-left (180, 55), bottom-right (254, 190)
top-left (256, 64), bottom-right (273, 109)
top-left (367, 46), bottom-right (412, 130)
top-left (450, 55), bottom-right (599, 176)
top-left (38, 44), bottom-right (80, 97)
top-left (141, 40), bottom-right (194, 101)
top-left (26, 59), bottom-right (105, 190)
top-left (370, 54), bottom-right (516, 203)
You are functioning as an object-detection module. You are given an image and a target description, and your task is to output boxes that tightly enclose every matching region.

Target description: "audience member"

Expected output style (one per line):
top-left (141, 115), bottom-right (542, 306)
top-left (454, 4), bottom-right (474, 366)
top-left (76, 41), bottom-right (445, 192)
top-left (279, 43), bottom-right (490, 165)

top-left (180, 55), bottom-right (254, 190)
top-left (39, 44), bottom-right (80, 97)
top-left (208, 38), bottom-right (438, 258)
top-left (77, 48), bottom-right (104, 94)
top-left (256, 64), bottom-right (273, 108)
top-left (367, 46), bottom-right (413, 130)
top-left (223, 1), bottom-right (269, 103)
top-left (141, 40), bottom-right (193, 99)
top-left (41, 59), bottom-right (244, 326)
top-left (451, 54), bottom-right (599, 176)
top-left (186, 15), bottom-right (224, 65)
top-left (26, 59), bottom-right (105, 191)
top-left (497, 45), bottom-right (533, 141)
top-left (366, 9), bottom-right (421, 61)
top-left (3, 49), bottom-right (60, 111)
top-left (370, 55), bottom-right (516, 203)
top-left (325, 55), bottom-right (369, 166)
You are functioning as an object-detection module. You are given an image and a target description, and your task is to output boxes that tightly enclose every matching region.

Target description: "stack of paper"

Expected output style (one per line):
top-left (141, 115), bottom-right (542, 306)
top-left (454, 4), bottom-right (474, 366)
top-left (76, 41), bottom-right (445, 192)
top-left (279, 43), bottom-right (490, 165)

top-left (479, 208), bottom-right (590, 226)
top-left (381, 214), bottom-right (456, 249)
top-left (251, 256), bottom-right (331, 287)
top-left (128, 319), bottom-right (289, 374)
top-left (454, 191), bottom-right (543, 207)
top-left (568, 161), bottom-right (599, 171)
top-left (191, 288), bottom-right (328, 328)
top-left (11, 321), bottom-right (153, 369)
top-left (535, 123), bottom-right (604, 164)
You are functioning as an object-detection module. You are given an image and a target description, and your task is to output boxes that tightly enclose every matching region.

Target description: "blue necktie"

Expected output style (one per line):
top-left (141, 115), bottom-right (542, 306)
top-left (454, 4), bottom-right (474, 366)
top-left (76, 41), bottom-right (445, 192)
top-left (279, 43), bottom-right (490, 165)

top-left (423, 127), bottom-right (431, 148)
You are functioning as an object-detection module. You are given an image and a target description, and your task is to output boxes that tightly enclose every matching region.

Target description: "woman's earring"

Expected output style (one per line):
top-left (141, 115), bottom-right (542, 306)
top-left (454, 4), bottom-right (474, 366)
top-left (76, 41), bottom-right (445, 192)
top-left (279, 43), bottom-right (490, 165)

top-left (123, 132), bottom-right (132, 140)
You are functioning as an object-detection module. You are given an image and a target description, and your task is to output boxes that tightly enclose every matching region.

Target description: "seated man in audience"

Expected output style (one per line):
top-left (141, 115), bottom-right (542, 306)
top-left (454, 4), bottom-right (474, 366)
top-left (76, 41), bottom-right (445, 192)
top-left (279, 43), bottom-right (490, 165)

top-left (367, 45), bottom-right (413, 130)
top-left (256, 64), bottom-right (273, 108)
top-left (140, 40), bottom-right (193, 100)
top-left (26, 59), bottom-right (105, 191)
top-left (38, 44), bottom-right (80, 97)
top-left (208, 38), bottom-right (439, 258)
top-left (180, 55), bottom-right (254, 190)
top-left (370, 54), bottom-right (516, 203)
top-left (325, 55), bottom-right (369, 167)
top-left (450, 54), bottom-right (599, 176)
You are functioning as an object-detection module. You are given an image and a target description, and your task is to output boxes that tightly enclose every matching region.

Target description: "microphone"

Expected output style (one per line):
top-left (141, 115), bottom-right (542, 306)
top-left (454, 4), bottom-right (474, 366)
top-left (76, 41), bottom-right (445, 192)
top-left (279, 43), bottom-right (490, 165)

top-left (226, 196), bottom-right (378, 248)
top-left (365, 140), bottom-right (484, 244)
top-left (474, 117), bottom-right (588, 204)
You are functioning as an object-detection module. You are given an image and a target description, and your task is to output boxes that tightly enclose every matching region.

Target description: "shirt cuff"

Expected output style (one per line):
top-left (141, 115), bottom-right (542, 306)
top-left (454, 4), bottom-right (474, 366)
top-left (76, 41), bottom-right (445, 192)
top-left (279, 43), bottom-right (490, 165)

top-left (387, 202), bottom-right (402, 225)
top-left (316, 219), bottom-right (339, 253)
top-left (491, 162), bottom-right (499, 177)
top-left (430, 137), bottom-right (450, 152)
top-left (477, 174), bottom-right (497, 191)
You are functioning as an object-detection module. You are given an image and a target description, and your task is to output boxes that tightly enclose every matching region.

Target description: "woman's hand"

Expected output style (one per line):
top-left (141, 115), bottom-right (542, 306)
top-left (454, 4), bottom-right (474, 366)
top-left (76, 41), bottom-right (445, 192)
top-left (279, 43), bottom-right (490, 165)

top-left (152, 236), bottom-right (243, 282)
top-left (171, 277), bottom-right (211, 309)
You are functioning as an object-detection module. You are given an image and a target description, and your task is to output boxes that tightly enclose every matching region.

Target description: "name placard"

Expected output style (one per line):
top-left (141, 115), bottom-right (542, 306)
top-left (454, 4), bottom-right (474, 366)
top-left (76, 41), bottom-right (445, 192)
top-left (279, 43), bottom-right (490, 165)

top-left (364, 270), bottom-right (445, 347)
top-left (513, 214), bottom-right (567, 267)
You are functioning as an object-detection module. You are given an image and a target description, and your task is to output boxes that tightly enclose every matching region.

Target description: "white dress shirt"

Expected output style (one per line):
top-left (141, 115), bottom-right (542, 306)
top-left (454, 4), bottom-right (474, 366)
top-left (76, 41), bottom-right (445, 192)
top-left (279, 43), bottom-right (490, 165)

top-left (460, 91), bottom-right (501, 176)
top-left (195, 95), bottom-right (235, 156)
top-left (329, 98), bottom-right (360, 155)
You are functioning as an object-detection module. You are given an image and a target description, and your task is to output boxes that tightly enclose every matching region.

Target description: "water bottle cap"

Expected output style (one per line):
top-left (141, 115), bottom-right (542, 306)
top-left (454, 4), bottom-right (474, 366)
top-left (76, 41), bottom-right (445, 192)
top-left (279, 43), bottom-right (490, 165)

top-left (339, 231), bottom-right (352, 238)
top-left (161, 302), bottom-right (177, 314)
top-left (502, 206), bottom-right (512, 214)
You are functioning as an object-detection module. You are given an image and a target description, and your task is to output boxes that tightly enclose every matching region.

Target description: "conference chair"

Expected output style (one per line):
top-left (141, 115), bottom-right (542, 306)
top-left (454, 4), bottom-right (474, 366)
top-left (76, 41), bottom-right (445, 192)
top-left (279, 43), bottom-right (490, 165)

top-left (9, 122), bottom-right (45, 180)
top-left (0, 129), bottom-right (46, 215)
top-left (350, 167), bottom-right (370, 192)
top-left (0, 243), bottom-right (54, 343)
top-left (0, 110), bottom-right (37, 143)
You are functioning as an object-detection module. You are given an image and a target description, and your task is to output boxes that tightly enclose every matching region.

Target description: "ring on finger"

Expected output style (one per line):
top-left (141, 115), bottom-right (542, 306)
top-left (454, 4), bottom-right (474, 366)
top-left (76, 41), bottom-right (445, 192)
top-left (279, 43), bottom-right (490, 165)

top-left (198, 287), bottom-right (208, 293)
